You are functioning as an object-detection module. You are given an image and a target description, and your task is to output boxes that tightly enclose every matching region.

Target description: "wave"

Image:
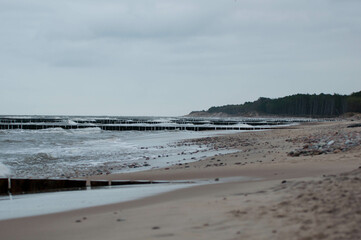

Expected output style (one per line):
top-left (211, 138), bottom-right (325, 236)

top-left (1, 127), bottom-right (103, 135)
top-left (69, 127), bottom-right (102, 134)
top-left (24, 153), bottom-right (58, 164)
top-left (1, 139), bottom-right (24, 143)
top-left (64, 120), bottom-right (78, 125)
top-left (39, 128), bottom-right (67, 133)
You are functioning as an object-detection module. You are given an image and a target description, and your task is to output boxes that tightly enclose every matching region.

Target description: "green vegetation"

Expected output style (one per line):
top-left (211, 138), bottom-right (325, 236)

top-left (204, 91), bottom-right (361, 117)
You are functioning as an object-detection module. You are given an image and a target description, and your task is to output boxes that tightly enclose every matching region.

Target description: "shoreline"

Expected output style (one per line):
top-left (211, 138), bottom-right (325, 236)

top-left (0, 120), bottom-right (360, 240)
top-left (86, 120), bottom-right (359, 182)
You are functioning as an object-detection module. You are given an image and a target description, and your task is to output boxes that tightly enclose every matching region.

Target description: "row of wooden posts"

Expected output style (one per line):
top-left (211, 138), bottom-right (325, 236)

top-left (0, 178), bottom-right (167, 195)
top-left (0, 123), bottom-right (266, 131)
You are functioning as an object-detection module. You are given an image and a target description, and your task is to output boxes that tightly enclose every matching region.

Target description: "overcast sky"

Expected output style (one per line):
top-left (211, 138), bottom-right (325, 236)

top-left (0, 0), bottom-right (360, 116)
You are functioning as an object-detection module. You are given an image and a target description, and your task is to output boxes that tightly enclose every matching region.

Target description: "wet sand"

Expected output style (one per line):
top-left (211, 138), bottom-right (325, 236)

top-left (0, 120), bottom-right (360, 240)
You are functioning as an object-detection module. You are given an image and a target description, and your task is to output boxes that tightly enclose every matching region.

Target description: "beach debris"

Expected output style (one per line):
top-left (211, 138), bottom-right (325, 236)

top-left (230, 210), bottom-right (248, 217)
top-left (347, 123), bottom-right (361, 128)
top-left (288, 130), bottom-right (361, 157)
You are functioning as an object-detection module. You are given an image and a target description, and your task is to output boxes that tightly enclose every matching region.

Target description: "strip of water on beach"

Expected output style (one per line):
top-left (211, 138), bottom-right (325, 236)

top-left (0, 176), bottom-right (255, 221)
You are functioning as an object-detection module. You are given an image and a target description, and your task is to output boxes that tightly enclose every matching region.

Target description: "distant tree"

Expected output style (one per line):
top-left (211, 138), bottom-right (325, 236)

top-left (202, 91), bottom-right (361, 117)
top-left (347, 91), bottom-right (361, 112)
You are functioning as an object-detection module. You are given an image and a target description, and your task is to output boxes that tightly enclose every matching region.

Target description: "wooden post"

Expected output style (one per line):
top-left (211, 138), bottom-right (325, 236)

top-left (10, 179), bottom-right (86, 194)
top-left (90, 180), bottom-right (110, 188)
top-left (0, 178), bottom-right (9, 195)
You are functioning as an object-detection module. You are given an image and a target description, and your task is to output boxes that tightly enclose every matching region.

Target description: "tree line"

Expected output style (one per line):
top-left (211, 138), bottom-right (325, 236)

top-left (205, 91), bottom-right (361, 117)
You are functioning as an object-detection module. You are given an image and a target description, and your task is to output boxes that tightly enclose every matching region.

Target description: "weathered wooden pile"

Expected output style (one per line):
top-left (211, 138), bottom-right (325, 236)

top-left (0, 178), bottom-right (168, 195)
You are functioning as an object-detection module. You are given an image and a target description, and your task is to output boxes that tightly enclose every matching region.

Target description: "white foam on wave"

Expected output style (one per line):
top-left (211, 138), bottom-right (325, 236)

top-left (69, 127), bottom-right (102, 134)
top-left (66, 120), bottom-right (77, 125)
top-left (0, 162), bottom-right (11, 177)
top-left (35, 128), bottom-right (67, 134)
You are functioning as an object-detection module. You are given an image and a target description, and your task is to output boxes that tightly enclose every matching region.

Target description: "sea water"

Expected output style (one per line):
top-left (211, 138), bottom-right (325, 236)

top-left (0, 127), bottom-right (239, 178)
top-left (0, 115), bottom-right (292, 220)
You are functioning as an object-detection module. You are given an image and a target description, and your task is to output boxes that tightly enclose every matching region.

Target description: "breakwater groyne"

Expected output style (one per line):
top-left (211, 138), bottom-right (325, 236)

top-left (0, 178), bottom-right (171, 195)
top-left (0, 116), bottom-right (313, 131)
top-left (0, 178), bottom-right (86, 195)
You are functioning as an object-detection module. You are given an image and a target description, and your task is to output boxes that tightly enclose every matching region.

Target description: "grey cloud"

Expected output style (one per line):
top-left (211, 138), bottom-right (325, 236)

top-left (0, 0), bottom-right (360, 116)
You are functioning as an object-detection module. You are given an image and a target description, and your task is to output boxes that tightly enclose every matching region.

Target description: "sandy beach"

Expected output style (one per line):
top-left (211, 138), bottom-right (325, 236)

top-left (1, 120), bottom-right (360, 240)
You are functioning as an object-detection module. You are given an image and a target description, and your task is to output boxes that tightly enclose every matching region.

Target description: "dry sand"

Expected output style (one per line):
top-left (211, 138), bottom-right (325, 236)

top-left (0, 120), bottom-right (360, 240)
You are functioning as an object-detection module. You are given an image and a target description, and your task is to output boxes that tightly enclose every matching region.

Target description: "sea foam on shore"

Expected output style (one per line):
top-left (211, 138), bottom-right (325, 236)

top-left (0, 162), bottom-right (11, 177)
